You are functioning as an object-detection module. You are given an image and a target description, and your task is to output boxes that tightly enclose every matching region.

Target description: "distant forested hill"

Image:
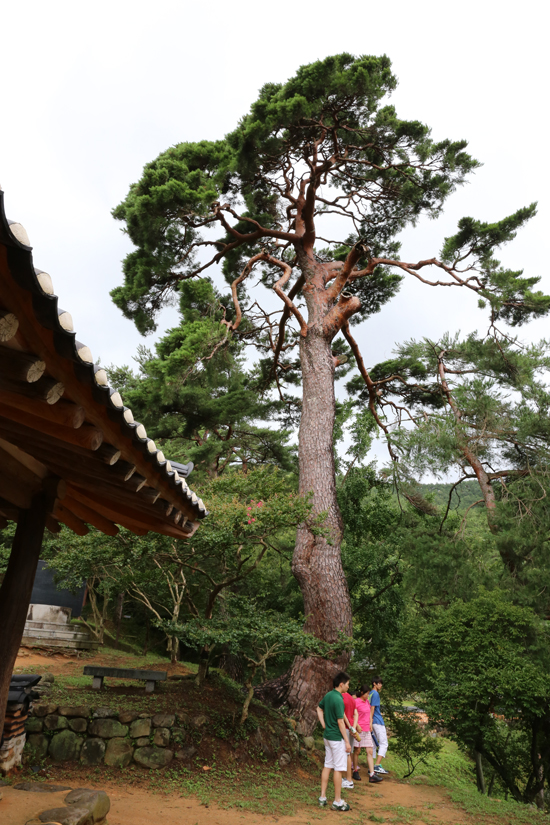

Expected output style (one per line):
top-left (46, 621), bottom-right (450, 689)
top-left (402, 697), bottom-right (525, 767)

top-left (417, 479), bottom-right (482, 511)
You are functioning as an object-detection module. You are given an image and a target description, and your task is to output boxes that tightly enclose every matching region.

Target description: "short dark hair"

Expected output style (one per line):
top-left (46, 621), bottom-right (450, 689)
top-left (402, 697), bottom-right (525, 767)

top-left (333, 671), bottom-right (350, 689)
top-left (360, 683), bottom-right (371, 696)
top-left (372, 676), bottom-right (383, 687)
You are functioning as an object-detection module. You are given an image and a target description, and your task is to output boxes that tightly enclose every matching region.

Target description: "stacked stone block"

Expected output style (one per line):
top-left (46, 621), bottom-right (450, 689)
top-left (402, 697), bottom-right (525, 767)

top-left (24, 706), bottom-right (191, 769)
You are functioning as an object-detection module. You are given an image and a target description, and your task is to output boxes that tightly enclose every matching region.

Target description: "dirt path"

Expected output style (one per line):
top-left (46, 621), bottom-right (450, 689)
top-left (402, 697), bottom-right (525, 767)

top-left (1, 774), bottom-right (473, 825)
top-left (14, 648), bottom-right (192, 679)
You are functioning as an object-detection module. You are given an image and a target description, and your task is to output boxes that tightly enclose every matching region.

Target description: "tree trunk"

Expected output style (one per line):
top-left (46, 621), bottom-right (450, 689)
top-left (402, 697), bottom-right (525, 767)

top-left (240, 666), bottom-right (257, 725)
top-left (0, 492), bottom-right (49, 737)
top-left (220, 650), bottom-right (244, 683)
top-left (195, 645), bottom-right (210, 686)
top-left (82, 581), bottom-right (108, 644)
top-left (114, 591), bottom-right (124, 650)
top-left (143, 615), bottom-right (150, 655)
top-left (287, 328), bottom-right (352, 733)
top-left (254, 668), bottom-right (289, 705)
top-left (169, 635), bottom-right (179, 664)
top-left (474, 749), bottom-right (486, 794)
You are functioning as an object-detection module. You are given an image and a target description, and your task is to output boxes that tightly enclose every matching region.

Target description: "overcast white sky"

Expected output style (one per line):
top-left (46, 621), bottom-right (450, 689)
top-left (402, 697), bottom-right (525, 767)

top-left (1, 0), bottom-right (548, 466)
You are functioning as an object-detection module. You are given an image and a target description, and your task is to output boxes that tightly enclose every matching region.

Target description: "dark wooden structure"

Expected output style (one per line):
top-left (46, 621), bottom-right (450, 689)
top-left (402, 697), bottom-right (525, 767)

top-left (0, 189), bottom-right (207, 737)
top-left (83, 666), bottom-right (167, 693)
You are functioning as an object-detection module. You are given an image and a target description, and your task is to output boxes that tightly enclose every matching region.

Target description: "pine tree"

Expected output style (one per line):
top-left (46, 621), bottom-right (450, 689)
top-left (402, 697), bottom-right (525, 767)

top-left (111, 54), bottom-right (549, 729)
top-left (107, 278), bottom-right (295, 481)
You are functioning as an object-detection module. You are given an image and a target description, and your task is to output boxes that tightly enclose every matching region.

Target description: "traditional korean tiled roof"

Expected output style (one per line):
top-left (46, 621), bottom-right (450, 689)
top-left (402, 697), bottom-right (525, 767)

top-left (0, 188), bottom-right (206, 538)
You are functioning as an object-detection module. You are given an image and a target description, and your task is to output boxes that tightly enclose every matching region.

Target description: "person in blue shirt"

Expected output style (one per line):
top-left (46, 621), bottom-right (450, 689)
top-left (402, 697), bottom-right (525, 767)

top-left (368, 677), bottom-right (389, 775)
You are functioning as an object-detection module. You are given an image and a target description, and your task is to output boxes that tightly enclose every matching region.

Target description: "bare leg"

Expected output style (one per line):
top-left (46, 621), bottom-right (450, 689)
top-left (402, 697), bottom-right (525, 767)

top-left (334, 769), bottom-right (343, 803)
top-left (367, 747), bottom-right (375, 774)
top-left (346, 752), bottom-right (353, 781)
top-left (352, 747), bottom-right (361, 771)
top-left (375, 754), bottom-right (383, 766)
top-left (321, 767), bottom-right (331, 798)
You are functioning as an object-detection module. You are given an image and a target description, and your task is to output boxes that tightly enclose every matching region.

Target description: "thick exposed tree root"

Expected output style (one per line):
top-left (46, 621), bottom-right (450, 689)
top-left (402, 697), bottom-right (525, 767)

top-left (253, 670), bottom-right (290, 707)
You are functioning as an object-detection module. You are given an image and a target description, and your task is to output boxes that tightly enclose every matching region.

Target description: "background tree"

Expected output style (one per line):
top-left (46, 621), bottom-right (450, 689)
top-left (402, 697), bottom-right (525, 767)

top-left (339, 465), bottom-right (405, 665)
top-left (44, 467), bottom-right (312, 668)
top-left (111, 53), bottom-right (549, 729)
top-left (388, 593), bottom-right (550, 808)
top-left (108, 278), bottom-right (295, 482)
top-left (40, 530), bottom-right (127, 645)
top-left (351, 330), bottom-right (550, 599)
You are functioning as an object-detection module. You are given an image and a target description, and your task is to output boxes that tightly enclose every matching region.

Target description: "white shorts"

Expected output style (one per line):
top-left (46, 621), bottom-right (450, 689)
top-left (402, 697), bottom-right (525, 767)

top-left (323, 738), bottom-right (348, 772)
top-left (372, 723), bottom-right (388, 758)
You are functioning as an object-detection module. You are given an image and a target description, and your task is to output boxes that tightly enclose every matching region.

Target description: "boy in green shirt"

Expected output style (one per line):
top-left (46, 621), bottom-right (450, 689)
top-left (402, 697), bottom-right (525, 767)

top-left (316, 671), bottom-right (352, 811)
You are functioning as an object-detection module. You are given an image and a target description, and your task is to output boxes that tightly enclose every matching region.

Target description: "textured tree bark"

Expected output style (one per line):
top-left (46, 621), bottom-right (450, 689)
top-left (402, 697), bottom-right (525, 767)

top-left (0, 492), bottom-right (49, 738)
top-left (286, 327), bottom-right (353, 733)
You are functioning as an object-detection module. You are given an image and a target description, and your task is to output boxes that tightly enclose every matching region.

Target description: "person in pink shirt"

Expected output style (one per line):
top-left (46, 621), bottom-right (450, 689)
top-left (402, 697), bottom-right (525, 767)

top-left (342, 690), bottom-right (360, 789)
top-left (352, 684), bottom-right (383, 784)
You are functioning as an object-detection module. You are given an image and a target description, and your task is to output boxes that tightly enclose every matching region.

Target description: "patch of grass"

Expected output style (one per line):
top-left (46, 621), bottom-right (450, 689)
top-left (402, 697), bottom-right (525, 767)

top-left (384, 739), bottom-right (543, 824)
top-left (104, 764), bottom-right (315, 815)
top-left (449, 787), bottom-right (542, 824)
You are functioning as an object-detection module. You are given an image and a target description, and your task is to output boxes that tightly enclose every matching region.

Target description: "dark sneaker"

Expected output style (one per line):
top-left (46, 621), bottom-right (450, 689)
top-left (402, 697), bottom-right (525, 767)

top-left (332, 801), bottom-right (351, 811)
top-left (369, 773), bottom-right (383, 783)
top-left (352, 770), bottom-right (361, 781)
top-left (318, 797), bottom-right (327, 807)
top-left (374, 765), bottom-right (389, 774)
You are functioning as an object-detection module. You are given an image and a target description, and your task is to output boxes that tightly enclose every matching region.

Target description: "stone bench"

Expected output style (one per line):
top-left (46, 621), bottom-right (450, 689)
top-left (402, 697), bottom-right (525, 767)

top-left (83, 666), bottom-right (167, 693)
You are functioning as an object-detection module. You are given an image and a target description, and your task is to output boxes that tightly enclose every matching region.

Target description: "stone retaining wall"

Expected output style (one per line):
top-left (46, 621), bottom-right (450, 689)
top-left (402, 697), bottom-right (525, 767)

top-left (25, 704), bottom-right (204, 769)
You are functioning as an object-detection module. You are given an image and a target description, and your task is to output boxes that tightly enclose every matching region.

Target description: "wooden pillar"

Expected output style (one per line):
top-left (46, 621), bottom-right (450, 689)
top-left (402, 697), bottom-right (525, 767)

top-left (0, 492), bottom-right (50, 738)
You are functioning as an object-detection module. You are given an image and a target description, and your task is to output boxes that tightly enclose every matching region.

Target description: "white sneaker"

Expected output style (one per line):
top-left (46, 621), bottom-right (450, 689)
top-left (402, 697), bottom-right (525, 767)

top-left (374, 765), bottom-right (389, 774)
top-left (342, 779), bottom-right (354, 788)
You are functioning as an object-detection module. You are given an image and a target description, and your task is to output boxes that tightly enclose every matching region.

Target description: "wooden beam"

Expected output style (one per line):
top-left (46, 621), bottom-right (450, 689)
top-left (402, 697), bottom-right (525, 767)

top-left (0, 326), bottom-right (30, 353)
top-left (0, 420), bottom-right (181, 536)
top-left (43, 475), bottom-right (67, 501)
top-left (110, 460), bottom-right (136, 482)
top-left (0, 473), bottom-right (34, 509)
top-left (63, 495), bottom-right (118, 536)
top-left (96, 443), bottom-right (121, 465)
top-left (0, 403), bottom-right (103, 450)
top-left (0, 418), bottom-right (108, 469)
top-left (52, 500), bottom-right (89, 536)
top-left (126, 474), bottom-right (147, 493)
top-left (0, 347), bottom-right (45, 382)
top-left (66, 484), bottom-right (189, 539)
top-left (0, 309), bottom-right (19, 342)
top-left (0, 443), bottom-right (45, 492)
top-left (0, 463), bottom-right (65, 510)
top-left (140, 486), bottom-right (161, 505)
top-left (0, 497), bottom-right (20, 522)
top-left (161, 501), bottom-right (174, 517)
top-left (0, 491), bottom-right (51, 737)
top-left (0, 374), bottom-right (64, 404)
top-left (0, 421), bottom-right (143, 504)
top-left (0, 389), bottom-right (85, 428)
top-left (45, 514), bottom-right (61, 533)
top-left (0, 439), bottom-right (47, 478)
